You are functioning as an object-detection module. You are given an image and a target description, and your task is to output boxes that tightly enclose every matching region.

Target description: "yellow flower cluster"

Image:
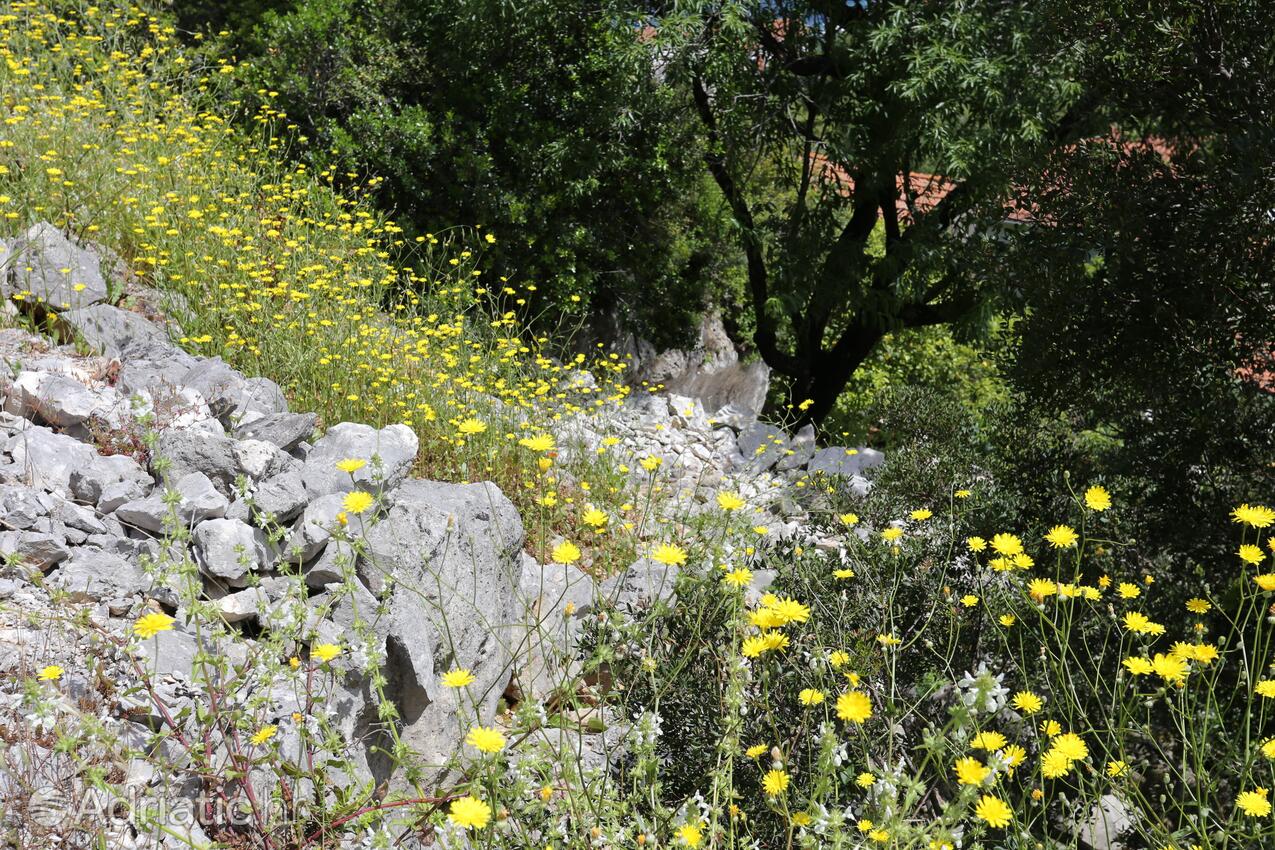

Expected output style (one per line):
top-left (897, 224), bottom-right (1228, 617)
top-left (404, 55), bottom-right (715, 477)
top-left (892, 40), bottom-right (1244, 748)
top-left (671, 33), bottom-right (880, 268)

top-left (0, 1), bottom-right (629, 497)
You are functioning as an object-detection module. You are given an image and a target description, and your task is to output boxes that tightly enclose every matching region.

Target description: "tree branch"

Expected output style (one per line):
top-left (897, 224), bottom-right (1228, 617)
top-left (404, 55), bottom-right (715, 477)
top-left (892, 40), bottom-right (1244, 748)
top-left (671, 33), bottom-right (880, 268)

top-left (691, 73), bottom-right (800, 377)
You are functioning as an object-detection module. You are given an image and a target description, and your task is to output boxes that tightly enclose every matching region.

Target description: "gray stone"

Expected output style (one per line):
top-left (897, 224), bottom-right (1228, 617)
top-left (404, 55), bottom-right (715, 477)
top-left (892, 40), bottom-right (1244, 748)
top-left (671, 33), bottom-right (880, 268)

top-left (243, 376), bottom-right (288, 415)
top-left (300, 422), bottom-right (418, 497)
top-left (233, 411), bottom-right (315, 451)
top-left (807, 445), bottom-right (884, 478)
top-left (601, 559), bottom-right (680, 612)
top-left (631, 312), bottom-right (770, 414)
top-left (284, 493), bottom-right (353, 563)
top-left (0, 530), bottom-right (70, 569)
top-left (70, 452), bottom-right (152, 505)
top-left (363, 479), bottom-right (523, 774)
top-left (155, 428), bottom-right (239, 495)
top-left (0, 484), bottom-right (46, 529)
top-left (4, 423), bottom-right (97, 493)
top-left (1079, 793), bottom-right (1132, 849)
top-left (179, 357), bottom-right (247, 422)
top-left (216, 587), bottom-right (270, 624)
top-left (131, 627), bottom-right (199, 679)
top-left (114, 472), bottom-right (228, 533)
top-left (303, 540), bottom-right (356, 589)
top-left (737, 421), bottom-right (788, 471)
top-left (514, 555), bottom-right (596, 700)
top-left (97, 479), bottom-right (147, 514)
top-left (776, 423), bottom-right (817, 471)
top-left (252, 468), bottom-right (308, 523)
top-left (232, 438), bottom-right (296, 481)
top-left (57, 303), bottom-right (178, 362)
top-left (56, 499), bottom-right (107, 535)
top-left (192, 518), bottom-right (271, 586)
top-left (224, 498), bottom-right (251, 523)
top-left (48, 548), bottom-right (149, 602)
top-left (120, 356), bottom-right (200, 397)
top-left (711, 403), bottom-right (757, 431)
top-left (5, 370), bottom-right (119, 428)
top-left (1, 222), bottom-right (109, 310)
top-left (520, 707), bottom-right (627, 788)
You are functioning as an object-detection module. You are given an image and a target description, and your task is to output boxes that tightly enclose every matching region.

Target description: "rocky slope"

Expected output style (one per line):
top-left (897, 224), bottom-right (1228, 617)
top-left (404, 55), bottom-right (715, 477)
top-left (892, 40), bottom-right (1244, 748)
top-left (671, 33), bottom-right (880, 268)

top-left (0, 223), bottom-right (878, 847)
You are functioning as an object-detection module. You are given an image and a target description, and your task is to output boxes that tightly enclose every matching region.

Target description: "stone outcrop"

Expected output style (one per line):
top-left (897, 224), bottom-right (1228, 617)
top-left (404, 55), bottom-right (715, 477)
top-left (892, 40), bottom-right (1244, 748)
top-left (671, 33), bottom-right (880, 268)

top-left (0, 223), bottom-right (886, 846)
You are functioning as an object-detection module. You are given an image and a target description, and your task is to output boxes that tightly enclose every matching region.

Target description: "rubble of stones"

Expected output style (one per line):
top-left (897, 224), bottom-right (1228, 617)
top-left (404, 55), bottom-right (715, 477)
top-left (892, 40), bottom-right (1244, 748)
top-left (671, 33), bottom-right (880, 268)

top-left (0, 223), bottom-right (880, 847)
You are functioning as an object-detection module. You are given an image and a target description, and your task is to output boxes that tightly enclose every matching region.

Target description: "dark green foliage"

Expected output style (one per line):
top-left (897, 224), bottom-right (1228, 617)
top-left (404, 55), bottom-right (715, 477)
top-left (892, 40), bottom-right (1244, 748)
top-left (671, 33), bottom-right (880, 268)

top-left (179, 0), bottom-right (724, 347)
top-left (642, 0), bottom-right (1092, 422)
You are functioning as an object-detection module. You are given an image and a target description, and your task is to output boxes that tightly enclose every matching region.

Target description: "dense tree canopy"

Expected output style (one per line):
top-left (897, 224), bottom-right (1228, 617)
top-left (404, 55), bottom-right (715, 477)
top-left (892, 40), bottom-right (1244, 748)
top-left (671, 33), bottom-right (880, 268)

top-left (179, 0), bottom-right (1273, 440)
top-left (641, 0), bottom-right (1100, 422)
top-left (179, 0), bottom-right (722, 346)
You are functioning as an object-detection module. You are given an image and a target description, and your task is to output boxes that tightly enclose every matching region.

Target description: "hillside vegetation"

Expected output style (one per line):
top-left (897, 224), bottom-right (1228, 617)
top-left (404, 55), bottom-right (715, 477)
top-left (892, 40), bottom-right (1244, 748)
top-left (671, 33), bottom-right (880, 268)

top-left (1, 3), bottom-right (1274, 850)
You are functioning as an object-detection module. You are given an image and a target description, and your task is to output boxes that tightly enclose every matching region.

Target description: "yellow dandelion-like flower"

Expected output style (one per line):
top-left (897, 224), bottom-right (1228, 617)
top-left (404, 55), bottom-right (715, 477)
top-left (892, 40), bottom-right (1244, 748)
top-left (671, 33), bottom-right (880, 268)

top-left (970, 731), bottom-right (1007, 751)
top-left (1152, 652), bottom-right (1189, 684)
top-left (313, 643), bottom-right (342, 663)
top-left (1236, 787), bottom-right (1272, 817)
top-left (1028, 578), bottom-right (1057, 601)
top-left (1044, 525), bottom-right (1078, 548)
top-left (342, 490), bottom-right (374, 514)
top-left (650, 543), bottom-right (688, 566)
top-left (1084, 486), bottom-right (1111, 511)
top-left (741, 635), bottom-right (768, 658)
top-left (466, 725), bottom-right (507, 754)
top-left (676, 823), bottom-right (703, 847)
top-left (1232, 504), bottom-right (1275, 529)
top-left (335, 458), bottom-right (366, 474)
top-left (442, 668), bottom-right (476, 688)
top-left (762, 769), bottom-right (790, 797)
top-left (448, 795), bottom-right (492, 829)
top-left (551, 541), bottom-right (581, 564)
top-left (1186, 597), bottom-right (1211, 614)
top-left (991, 533), bottom-right (1024, 556)
top-left (974, 795), bottom-right (1012, 828)
top-left (1012, 691), bottom-right (1043, 714)
top-left (723, 568), bottom-right (753, 588)
top-left (1041, 750), bottom-right (1073, 778)
top-left (518, 433), bottom-right (555, 452)
top-left (457, 418), bottom-right (487, 436)
top-left (134, 612), bottom-right (175, 638)
top-left (251, 725), bottom-right (278, 745)
top-left (966, 536), bottom-right (987, 552)
top-left (953, 756), bottom-right (990, 786)
top-left (1122, 611), bottom-right (1165, 635)
top-left (836, 691), bottom-right (872, 724)
top-left (38, 665), bottom-right (64, 682)
top-left (716, 491), bottom-right (745, 510)
top-left (1106, 760), bottom-right (1128, 778)
top-left (1117, 582), bottom-right (1141, 599)
top-left (1122, 656), bottom-right (1154, 675)
top-left (1238, 544), bottom-right (1266, 566)
top-left (798, 688), bottom-right (825, 706)
top-left (1050, 733), bottom-right (1088, 762)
